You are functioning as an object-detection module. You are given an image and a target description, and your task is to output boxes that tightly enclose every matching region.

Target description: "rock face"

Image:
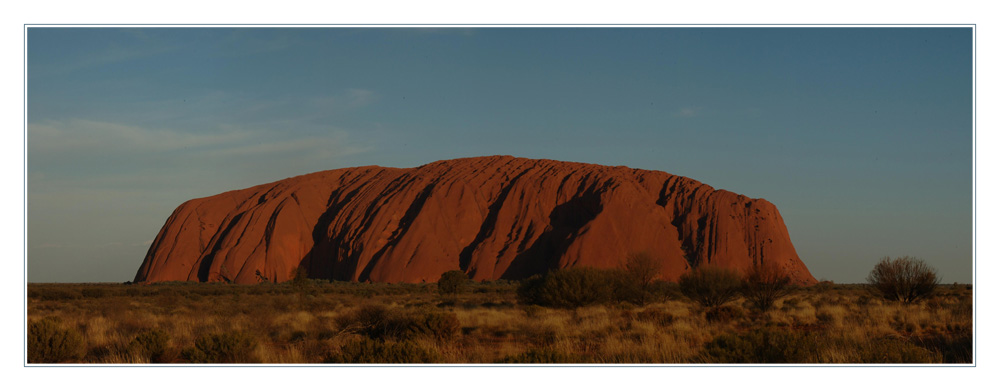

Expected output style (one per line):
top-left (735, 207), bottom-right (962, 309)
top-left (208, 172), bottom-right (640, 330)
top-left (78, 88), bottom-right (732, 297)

top-left (134, 156), bottom-right (816, 285)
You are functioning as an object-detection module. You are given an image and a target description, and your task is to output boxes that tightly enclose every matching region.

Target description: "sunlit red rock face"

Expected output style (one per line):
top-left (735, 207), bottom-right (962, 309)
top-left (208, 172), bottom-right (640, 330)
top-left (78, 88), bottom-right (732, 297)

top-left (134, 156), bottom-right (816, 285)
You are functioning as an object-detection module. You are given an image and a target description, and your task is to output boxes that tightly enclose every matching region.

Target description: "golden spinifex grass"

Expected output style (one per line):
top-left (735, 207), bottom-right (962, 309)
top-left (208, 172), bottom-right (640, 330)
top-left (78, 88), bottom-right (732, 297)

top-left (26, 281), bottom-right (972, 364)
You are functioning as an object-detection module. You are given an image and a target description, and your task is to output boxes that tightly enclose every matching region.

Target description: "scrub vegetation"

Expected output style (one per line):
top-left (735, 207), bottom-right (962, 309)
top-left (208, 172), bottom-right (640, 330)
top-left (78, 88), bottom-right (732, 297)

top-left (27, 270), bottom-right (971, 364)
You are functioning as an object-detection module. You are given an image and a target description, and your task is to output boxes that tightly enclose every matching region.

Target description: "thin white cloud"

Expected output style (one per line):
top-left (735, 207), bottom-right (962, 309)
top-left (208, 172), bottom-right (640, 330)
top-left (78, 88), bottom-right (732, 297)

top-left (27, 117), bottom-right (372, 208)
top-left (347, 89), bottom-right (377, 107)
top-left (310, 89), bottom-right (378, 111)
top-left (29, 119), bottom-right (233, 155)
top-left (672, 106), bottom-right (702, 118)
top-left (112, 89), bottom-right (379, 130)
top-left (28, 118), bottom-right (370, 162)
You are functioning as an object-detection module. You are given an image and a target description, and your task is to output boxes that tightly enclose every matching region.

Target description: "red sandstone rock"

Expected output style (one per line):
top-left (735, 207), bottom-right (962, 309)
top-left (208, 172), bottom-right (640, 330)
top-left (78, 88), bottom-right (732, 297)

top-left (133, 156), bottom-right (817, 285)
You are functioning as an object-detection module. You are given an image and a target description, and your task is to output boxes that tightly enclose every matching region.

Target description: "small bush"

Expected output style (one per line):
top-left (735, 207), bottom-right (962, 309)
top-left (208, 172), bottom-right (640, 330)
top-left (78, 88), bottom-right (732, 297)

top-left (516, 267), bottom-right (633, 308)
top-left (866, 256), bottom-right (939, 303)
top-left (742, 262), bottom-right (793, 312)
top-left (290, 265), bottom-right (311, 289)
top-left (813, 280), bottom-right (835, 292)
top-left (412, 311), bottom-right (460, 340)
top-left (704, 305), bottom-right (743, 323)
top-left (815, 310), bottom-right (836, 326)
top-left (336, 304), bottom-right (406, 340)
top-left (624, 252), bottom-right (661, 305)
top-left (337, 304), bottom-right (459, 340)
top-left (437, 270), bottom-right (469, 296)
top-left (522, 304), bottom-right (544, 318)
top-left (182, 331), bottom-right (258, 363)
top-left (125, 287), bottom-right (159, 297)
top-left (678, 265), bottom-right (742, 308)
top-left (701, 327), bottom-right (821, 363)
top-left (81, 287), bottom-right (110, 298)
top-left (647, 281), bottom-right (681, 301)
top-left (325, 337), bottom-right (440, 363)
top-left (128, 329), bottom-right (170, 363)
top-left (28, 317), bottom-right (84, 363)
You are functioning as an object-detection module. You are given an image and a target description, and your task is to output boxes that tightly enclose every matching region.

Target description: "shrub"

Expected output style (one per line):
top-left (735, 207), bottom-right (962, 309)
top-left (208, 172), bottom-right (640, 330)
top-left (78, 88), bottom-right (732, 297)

top-left (128, 329), bottom-right (170, 363)
top-left (81, 287), bottom-right (110, 298)
top-left (678, 265), bottom-right (742, 308)
top-left (437, 270), bottom-right (469, 296)
top-left (701, 327), bottom-right (821, 363)
top-left (522, 304), bottom-right (544, 318)
top-left (336, 304), bottom-right (460, 340)
top-left (704, 305), bottom-right (743, 323)
top-left (624, 252), bottom-right (661, 305)
top-left (812, 280), bottom-right (835, 292)
top-left (742, 262), bottom-right (793, 312)
top-left (290, 265), bottom-right (312, 288)
top-left (412, 311), bottom-right (460, 340)
top-left (516, 267), bottom-right (632, 308)
top-left (647, 281), bottom-right (681, 301)
top-left (125, 287), bottom-right (159, 297)
top-left (336, 304), bottom-right (407, 340)
top-left (815, 309), bottom-right (836, 326)
top-left (325, 337), bottom-right (440, 363)
top-left (866, 256), bottom-right (939, 303)
top-left (27, 317), bottom-right (84, 363)
top-left (182, 331), bottom-right (258, 363)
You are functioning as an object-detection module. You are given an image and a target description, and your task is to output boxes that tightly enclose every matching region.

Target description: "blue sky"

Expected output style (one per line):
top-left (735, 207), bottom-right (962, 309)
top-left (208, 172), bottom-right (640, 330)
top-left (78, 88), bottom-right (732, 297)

top-left (26, 27), bottom-right (973, 283)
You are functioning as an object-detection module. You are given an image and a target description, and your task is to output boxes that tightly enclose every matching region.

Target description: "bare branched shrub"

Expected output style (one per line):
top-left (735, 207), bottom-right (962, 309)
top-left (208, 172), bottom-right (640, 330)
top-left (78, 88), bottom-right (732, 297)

top-left (866, 256), bottom-right (940, 304)
top-left (336, 304), bottom-right (407, 340)
top-left (742, 262), bottom-right (793, 312)
top-left (625, 252), bottom-right (661, 305)
top-left (678, 265), bottom-right (742, 308)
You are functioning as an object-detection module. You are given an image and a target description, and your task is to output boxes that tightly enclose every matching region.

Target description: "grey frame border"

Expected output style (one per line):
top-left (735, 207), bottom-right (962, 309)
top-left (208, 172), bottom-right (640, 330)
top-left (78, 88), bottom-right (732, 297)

top-left (22, 23), bottom-right (977, 368)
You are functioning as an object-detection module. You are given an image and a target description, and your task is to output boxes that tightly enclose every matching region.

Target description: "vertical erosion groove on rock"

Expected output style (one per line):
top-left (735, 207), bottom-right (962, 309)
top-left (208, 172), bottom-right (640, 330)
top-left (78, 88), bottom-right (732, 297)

top-left (134, 156), bottom-right (817, 285)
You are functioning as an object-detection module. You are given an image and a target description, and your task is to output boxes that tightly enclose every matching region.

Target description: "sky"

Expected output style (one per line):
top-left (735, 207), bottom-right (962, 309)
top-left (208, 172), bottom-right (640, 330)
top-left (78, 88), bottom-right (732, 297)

top-left (26, 27), bottom-right (973, 283)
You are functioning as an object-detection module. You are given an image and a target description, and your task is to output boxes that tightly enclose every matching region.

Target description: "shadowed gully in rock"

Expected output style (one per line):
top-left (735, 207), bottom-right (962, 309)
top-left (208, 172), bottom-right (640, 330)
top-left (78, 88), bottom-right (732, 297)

top-left (134, 156), bottom-right (816, 285)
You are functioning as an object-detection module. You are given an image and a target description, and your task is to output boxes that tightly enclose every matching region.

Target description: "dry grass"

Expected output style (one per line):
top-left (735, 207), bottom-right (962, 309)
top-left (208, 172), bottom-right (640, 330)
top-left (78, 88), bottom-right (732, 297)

top-left (26, 281), bottom-right (972, 364)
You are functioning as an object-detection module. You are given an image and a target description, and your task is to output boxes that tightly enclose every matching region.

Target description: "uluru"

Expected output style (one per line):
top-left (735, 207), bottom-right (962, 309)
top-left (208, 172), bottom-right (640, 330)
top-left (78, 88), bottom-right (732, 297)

top-left (133, 156), bottom-right (816, 285)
